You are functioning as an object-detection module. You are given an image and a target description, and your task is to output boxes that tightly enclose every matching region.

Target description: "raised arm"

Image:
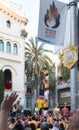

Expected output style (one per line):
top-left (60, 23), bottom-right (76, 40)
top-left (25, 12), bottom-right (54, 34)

top-left (69, 109), bottom-right (79, 130)
top-left (0, 92), bottom-right (18, 130)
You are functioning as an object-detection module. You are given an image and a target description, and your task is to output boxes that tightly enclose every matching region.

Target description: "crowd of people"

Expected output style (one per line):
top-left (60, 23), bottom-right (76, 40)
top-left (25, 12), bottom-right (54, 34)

top-left (0, 92), bottom-right (79, 130)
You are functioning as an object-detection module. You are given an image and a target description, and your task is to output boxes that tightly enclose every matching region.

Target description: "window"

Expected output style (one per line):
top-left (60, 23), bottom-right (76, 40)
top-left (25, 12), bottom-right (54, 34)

top-left (4, 69), bottom-right (12, 90)
top-left (6, 20), bottom-right (11, 28)
top-left (13, 43), bottom-right (18, 54)
top-left (0, 40), bottom-right (4, 51)
top-left (6, 42), bottom-right (11, 53)
top-left (61, 92), bottom-right (70, 98)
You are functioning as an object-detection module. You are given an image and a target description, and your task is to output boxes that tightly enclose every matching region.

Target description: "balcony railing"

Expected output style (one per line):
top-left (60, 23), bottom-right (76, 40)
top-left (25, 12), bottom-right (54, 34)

top-left (5, 82), bottom-right (12, 89)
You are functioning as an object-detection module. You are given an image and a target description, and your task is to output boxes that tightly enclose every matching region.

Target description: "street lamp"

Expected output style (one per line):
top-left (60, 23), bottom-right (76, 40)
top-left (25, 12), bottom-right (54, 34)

top-left (70, 0), bottom-right (78, 109)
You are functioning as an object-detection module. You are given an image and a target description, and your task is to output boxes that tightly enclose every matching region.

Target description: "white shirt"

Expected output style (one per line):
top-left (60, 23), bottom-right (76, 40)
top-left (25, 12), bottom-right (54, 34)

top-left (52, 127), bottom-right (59, 130)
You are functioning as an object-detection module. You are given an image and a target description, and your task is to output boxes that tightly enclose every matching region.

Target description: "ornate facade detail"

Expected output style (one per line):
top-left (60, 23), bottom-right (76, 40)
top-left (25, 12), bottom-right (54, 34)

top-left (20, 29), bottom-right (28, 38)
top-left (0, 1), bottom-right (28, 24)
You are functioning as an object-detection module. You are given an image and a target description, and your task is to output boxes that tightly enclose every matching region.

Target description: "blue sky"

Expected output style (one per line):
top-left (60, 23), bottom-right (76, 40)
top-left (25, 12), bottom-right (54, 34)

top-left (10, 0), bottom-right (69, 51)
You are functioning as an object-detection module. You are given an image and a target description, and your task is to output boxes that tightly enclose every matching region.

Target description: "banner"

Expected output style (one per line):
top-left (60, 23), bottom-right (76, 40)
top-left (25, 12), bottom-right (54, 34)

top-left (38, 0), bottom-right (68, 46)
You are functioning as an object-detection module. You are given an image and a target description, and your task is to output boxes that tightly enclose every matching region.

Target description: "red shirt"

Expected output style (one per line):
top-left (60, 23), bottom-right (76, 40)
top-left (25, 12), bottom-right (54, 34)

top-left (61, 107), bottom-right (70, 117)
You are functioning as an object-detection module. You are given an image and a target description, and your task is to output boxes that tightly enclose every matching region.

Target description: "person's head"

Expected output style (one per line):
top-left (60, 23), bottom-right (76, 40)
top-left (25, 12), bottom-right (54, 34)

top-left (35, 103), bottom-right (38, 107)
top-left (30, 123), bottom-right (36, 130)
top-left (45, 99), bottom-right (48, 102)
top-left (24, 127), bottom-right (32, 130)
top-left (49, 124), bottom-right (53, 129)
top-left (41, 116), bottom-right (47, 122)
top-left (59, 123), bottom-right (65, 130)
top-left (10, 117), bottom-right (15, 124)
top-left (64, 102), bottom-right (67, 107)
top-left (13, 119), bottom-right (24, 130)
top-left (32, 116), bottom-right (36, 120)
top-left (40, 121), bottom-right (49, 130)
top-left (53, 121), bottom-right (59, 128)
top-left (17, 100), bottom-right (20, 104)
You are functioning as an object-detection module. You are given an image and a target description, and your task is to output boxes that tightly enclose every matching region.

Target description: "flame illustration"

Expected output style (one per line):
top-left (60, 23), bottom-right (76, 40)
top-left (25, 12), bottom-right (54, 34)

top-left (44, 2), bottom-right (60, 28)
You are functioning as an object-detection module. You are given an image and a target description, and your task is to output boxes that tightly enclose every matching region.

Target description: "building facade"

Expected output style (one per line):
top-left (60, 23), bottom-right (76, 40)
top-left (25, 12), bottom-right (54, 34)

top-left (0, 0), bottom-right (28, 108)
top-left (56, 56), bottom-right (79, 109)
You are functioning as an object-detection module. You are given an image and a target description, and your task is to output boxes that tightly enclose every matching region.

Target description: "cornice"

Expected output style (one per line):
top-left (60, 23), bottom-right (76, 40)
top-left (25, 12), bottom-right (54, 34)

top-left (0, 2), bottom-right (28, 25)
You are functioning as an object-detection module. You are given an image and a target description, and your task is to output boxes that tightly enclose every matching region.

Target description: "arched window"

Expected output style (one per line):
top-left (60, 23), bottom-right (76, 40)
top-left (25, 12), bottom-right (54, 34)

top-left (6, 42), bottom-right (11, 53)
top-left (0, 40), bottom-right (4, 51)
top-left (4, 69), bottom-right (12, 90)
top-left (13, 43), bottom-right (18, 54)
top-left (6, 20), bottom-right (11, 28)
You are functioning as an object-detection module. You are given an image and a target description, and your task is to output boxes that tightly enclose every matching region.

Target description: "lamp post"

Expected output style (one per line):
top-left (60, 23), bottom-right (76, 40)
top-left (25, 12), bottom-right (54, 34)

top-left (70, 0), bottom-right (78, 109)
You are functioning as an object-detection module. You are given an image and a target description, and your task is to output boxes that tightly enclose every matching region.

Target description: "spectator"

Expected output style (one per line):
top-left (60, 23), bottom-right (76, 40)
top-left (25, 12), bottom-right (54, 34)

top-left (39, 103), bottom-right (44, 115)
top-left (34, 103), bottom-right (39, 116)
top-left (30, 123), bottom-right (36, 130)
top-left (16, 100), bottom-right (22, 116)
top-left (11, 103), bottom-right (17, 117)
top-left (53, 103), bottom-right (60, 118)
top-left (12, 119), bottom-right (24, 130)
top-left (52, 121), bottom-right (59, 130)
top-left (8, 117), bottom-right (16, 130)
top-left (40, 121), bottom-right (49, 130)
top-left (59, 123), bottom-right (65, 130)
top-left (61, 103), bottom-right (70, 117)
top-left (24, 127), bottom-right (32, 130)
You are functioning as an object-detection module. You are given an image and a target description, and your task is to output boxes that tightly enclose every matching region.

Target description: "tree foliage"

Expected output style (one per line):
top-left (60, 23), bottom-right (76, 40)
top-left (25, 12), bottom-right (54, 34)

top-left (25, 37), bottom-right (54, 98)
top-left (49, 71), bottom-right (56, 89)
top-left (58, 50), bottom-right (70, 82)
top-left (59, 62), bottom-right (70, 82)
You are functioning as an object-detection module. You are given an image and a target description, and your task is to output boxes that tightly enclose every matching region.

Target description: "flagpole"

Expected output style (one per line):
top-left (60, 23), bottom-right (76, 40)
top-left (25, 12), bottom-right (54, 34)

top-left (70, 0), bottom-right (78, 110)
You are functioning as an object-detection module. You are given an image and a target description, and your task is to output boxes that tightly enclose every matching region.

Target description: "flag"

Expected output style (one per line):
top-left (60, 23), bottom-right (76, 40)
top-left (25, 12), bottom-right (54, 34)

top-left (38, 0), bottom-right (68, 46)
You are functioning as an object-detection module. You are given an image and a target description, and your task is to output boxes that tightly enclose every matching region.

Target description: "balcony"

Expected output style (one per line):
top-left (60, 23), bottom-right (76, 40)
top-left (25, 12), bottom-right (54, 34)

top-left (5, 81), bottom-right (12, 90)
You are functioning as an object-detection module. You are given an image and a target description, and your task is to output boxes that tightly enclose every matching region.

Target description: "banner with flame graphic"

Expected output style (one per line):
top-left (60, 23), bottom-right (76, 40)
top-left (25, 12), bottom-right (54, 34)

top-left (38, 0), bottom-right (68, 46)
